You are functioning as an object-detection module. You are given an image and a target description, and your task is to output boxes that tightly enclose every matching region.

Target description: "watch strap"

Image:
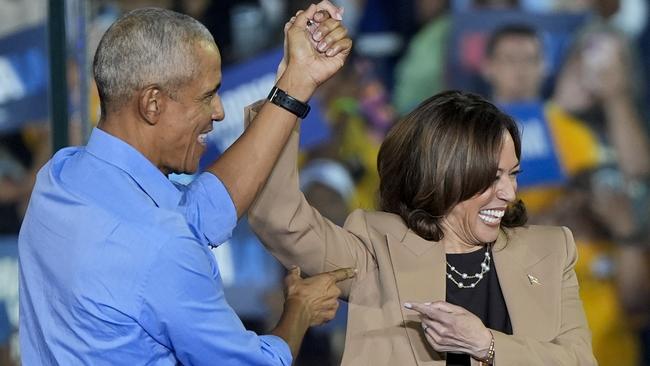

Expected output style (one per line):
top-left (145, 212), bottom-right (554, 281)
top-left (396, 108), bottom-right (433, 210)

top-left (267, 86), bottom-right (310, 119)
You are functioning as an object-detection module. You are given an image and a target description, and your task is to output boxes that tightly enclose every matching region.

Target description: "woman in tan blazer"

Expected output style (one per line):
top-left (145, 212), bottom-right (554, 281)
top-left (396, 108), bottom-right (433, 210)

top-left (249, 91), bottom-right (596, 365)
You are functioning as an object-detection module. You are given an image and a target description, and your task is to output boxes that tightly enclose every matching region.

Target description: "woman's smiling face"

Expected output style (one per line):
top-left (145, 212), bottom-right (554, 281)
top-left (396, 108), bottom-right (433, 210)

top-left (441, 132), bottom-right (520, 246)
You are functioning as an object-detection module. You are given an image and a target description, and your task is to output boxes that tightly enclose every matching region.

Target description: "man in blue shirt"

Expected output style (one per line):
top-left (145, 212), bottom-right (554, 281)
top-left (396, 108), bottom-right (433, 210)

top-left (19, 4), bottom-right (354, 365)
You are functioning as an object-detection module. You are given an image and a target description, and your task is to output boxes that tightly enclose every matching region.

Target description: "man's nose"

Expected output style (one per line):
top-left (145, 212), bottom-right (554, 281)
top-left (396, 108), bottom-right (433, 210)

top-left (212, 96), bottom-right (225, 121)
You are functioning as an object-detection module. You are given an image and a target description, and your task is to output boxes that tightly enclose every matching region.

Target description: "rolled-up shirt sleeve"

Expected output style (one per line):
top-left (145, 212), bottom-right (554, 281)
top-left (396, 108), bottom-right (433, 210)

top-left (138, 235), bottom-right (291, 366)
top-left (179, 172), bottom-right (237, 246)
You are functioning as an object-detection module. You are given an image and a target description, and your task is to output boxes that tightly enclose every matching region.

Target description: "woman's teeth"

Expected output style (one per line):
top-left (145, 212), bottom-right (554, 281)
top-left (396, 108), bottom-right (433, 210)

top-left (479, 209), bottom-right (504, 224)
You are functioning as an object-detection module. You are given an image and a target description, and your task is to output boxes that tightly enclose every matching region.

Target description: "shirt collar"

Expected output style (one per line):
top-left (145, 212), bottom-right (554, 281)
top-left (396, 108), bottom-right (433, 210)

top-left (85, 127), bottom-right (182, 209)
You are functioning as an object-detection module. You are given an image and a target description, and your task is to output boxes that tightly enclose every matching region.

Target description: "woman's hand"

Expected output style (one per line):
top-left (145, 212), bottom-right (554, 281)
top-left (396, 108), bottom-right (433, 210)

top-left (405, 301), bottom-right (493, 360)
top-left (276, 1), bottom-right (347, 86)
top-left (580, 33), bottom-right (631, 102)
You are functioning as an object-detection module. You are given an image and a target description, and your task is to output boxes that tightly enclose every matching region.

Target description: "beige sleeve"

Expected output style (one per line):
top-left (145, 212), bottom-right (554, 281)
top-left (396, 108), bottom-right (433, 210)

top-left (246, 102), bottom-right (377, 298)
top-left (492, 227), bottom-right (597, 365)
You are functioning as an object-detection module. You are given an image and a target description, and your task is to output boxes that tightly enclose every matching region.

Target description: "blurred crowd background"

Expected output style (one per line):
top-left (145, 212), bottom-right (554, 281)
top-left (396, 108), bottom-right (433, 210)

top-left (1, 0), bottom-right (649, 365)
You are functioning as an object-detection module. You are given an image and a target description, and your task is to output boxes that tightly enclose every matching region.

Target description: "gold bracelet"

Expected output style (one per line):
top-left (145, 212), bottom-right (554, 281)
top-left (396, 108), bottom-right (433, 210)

top-left (477, 332), bottom-right (495, 365)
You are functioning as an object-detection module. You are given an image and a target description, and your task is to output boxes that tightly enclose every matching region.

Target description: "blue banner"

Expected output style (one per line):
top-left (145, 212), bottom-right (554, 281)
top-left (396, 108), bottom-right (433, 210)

top-left (500, 102), bottom-right (566, 188)
top-left (200, 48), bottom-right (330, 169)
top-left (0, 25), bottom-right (48, 133)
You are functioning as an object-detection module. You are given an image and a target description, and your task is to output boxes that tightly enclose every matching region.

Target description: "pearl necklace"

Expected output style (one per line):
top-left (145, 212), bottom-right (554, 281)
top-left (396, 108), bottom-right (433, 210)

top-left (446, 246), bottom-right (491, 289)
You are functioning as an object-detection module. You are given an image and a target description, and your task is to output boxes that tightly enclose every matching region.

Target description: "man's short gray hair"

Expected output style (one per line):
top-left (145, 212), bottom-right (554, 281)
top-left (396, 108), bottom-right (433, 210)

top-left (93, 8), bottom-right (215, 114)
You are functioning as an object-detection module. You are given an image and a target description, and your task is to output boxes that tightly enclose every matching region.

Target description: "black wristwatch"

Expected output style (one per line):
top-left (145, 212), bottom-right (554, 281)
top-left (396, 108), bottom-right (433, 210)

top-left (267, 86), bottom-right (311, 119)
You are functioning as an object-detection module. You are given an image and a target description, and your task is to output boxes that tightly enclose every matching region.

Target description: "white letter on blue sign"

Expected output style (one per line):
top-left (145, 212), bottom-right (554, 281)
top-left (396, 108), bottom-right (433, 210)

top-left (0, 57), bottom-right (26, 104)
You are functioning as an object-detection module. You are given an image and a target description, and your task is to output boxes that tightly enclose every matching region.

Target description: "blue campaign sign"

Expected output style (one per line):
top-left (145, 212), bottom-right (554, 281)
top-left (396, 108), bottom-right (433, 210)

top-left (199, 48), bottom-right (331, 169)
top-left (0, 25), bottom-right (49, 133)
top-left (500, 102), bottom-right (566, 188)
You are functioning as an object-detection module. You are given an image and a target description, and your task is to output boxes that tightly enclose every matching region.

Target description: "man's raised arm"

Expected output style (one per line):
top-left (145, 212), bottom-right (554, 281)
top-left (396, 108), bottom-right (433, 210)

top-left (207, 1), bottom-right (351, 217)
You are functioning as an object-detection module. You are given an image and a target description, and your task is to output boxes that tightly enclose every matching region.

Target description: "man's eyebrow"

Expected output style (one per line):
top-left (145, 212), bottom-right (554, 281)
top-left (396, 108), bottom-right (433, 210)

top-left (203, 82), bottom-right (221, 97)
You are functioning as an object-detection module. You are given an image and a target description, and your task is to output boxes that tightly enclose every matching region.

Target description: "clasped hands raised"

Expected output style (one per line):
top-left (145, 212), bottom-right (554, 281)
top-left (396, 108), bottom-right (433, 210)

top-left (276, 1), bottom-right (351, 97)
top-left (273, 1), bottom-right (354, 327)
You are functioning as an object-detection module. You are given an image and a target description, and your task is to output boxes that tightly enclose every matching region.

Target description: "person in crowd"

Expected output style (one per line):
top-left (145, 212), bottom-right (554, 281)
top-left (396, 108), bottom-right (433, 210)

top-left (249, 90), bottom-right (596, 365)
top-left (482, 23), bottom-right (650, 229)
top-left (19, 4), bottom-right (355, 365)
top-left (295, 159), bottom-right (357, 365)
top-left (312, 58), bottom-right (395, 211)
top-left (637, 13), bottom-right (650, 364)
top-left (482, 23), bottom-right (649, 365)
top-left (481, 24), bottom-right (544, 105)
top-left (392, 0), bottom-right (451, 115)
top-left (551, 22), bottom-right (650, 365)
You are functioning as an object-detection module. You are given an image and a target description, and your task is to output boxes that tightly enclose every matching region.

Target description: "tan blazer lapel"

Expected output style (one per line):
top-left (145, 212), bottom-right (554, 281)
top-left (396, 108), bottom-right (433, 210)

top-left (493, 230), bottom-right (558, 341)
top-left (387, 229), bottom-right (446, 364)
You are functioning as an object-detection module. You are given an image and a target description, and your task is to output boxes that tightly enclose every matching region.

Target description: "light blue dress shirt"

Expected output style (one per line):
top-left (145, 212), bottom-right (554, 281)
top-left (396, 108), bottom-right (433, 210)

top-left (18, 128), bottom-right (292, 366)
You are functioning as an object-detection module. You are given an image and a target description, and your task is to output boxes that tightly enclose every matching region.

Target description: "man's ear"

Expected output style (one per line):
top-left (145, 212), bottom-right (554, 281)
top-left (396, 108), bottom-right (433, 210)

top-left (138, 85), bottom-right (164, 125)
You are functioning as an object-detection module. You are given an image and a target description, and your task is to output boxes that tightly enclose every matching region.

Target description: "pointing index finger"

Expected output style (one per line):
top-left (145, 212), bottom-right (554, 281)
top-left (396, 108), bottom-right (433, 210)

top-left (328, 267), bottom-right (357, 282)
top-left (404, 302), bottom-right (429, 314)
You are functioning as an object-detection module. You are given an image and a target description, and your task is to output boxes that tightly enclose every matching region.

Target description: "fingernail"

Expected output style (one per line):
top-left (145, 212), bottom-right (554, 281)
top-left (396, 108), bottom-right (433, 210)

top-left (404, 302), bottom-right (412, 309)
top-left (326, 48), bottom-right (335, 56)
top-left (318, 41), bottom-right (327, 52)
top-left (313, 31), bottom-right (322, 41)
top-left (353, 268), bottom-right (359, 273)
top-left (335, 7), bottom-right (344, 20)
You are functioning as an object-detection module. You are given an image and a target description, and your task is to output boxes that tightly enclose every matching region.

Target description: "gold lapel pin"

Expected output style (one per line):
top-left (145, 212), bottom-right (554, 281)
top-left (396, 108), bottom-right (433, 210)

top-left (527, 274), bottom-right (541, 285)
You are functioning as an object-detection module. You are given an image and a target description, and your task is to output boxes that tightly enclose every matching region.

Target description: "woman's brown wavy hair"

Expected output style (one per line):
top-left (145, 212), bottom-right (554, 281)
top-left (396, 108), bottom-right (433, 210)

top-left (377, 90), bottom-right (527, 241)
